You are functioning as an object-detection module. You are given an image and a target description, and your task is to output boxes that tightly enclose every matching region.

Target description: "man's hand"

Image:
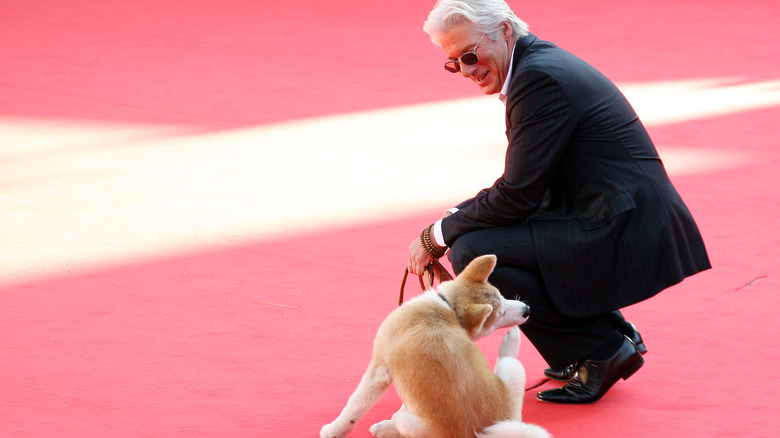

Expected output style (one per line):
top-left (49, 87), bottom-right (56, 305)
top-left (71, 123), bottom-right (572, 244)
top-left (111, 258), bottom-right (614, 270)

top-left (408, 237), bottom-right (433, 276)
top-left (408, 213), bottom-right (452, 275)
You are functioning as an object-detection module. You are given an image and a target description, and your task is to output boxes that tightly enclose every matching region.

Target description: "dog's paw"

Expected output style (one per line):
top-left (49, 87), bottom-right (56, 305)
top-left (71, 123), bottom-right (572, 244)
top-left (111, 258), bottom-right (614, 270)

top-left (498, 326), bottom-right (521, 358)
top-left (369, 420), bottom-right (402, 438)
top-left (320, 423), bottom-right (348, 438)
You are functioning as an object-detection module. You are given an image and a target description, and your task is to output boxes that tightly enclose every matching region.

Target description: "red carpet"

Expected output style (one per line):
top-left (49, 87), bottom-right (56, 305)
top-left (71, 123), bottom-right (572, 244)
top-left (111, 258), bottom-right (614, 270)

top-left (2, 1), bottom-right (779, 437)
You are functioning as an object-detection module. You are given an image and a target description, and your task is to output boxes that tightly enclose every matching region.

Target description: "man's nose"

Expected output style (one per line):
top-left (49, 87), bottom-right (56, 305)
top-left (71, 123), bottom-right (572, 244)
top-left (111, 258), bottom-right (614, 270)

top-left (460, 63), bottom-right (477, 78)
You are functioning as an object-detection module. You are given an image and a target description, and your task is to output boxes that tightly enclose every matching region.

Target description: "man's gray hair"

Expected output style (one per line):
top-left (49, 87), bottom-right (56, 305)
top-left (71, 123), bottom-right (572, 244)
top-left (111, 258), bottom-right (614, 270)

top-left (423, 0), bottom-right (529, 44)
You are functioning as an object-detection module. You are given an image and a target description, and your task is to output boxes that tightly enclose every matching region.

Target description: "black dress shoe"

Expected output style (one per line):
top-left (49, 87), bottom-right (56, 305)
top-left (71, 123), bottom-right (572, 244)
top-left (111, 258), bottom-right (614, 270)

top-left (537, 336), bottom-right (644, 404)
top-left (543, 321), bottom-right (647, 381)
top-left (618, 321), bottom-right (647, 355)
top-left (543, 364), bottom-right (578, 382)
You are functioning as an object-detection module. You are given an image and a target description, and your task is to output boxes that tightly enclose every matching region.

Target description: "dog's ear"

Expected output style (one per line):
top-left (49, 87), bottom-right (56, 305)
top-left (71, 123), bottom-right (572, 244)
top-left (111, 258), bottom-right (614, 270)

top-left (459, 254), bottom-right (497, 283)
top-left (464, 303), bottom-right (494, 333)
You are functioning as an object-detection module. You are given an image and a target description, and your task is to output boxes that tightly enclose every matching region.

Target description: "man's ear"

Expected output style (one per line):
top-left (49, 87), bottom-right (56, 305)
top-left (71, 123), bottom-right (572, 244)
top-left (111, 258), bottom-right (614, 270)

top-left (501, 20), bottom-right (512, 41)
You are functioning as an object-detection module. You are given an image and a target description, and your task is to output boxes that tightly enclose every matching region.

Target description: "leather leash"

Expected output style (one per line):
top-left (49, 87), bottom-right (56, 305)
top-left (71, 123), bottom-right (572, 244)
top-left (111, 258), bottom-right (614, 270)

top-left (398, 259), bottom-right (454, 306)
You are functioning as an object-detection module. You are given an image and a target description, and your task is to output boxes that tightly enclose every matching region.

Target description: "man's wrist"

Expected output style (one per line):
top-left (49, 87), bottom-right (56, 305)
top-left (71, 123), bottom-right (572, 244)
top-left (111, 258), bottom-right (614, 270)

top-left (420, 224), bottom-right (447, 258)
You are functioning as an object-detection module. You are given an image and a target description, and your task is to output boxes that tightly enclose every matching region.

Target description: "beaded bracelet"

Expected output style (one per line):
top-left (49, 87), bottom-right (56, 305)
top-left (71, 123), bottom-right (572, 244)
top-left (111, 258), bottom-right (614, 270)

top-left (420, 223), bottom-right (447, 259)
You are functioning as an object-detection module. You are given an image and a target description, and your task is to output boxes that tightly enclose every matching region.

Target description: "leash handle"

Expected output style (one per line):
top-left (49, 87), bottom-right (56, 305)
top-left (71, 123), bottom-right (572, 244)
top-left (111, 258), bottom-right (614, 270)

top-left (398, 260), bottom-right (454, 306)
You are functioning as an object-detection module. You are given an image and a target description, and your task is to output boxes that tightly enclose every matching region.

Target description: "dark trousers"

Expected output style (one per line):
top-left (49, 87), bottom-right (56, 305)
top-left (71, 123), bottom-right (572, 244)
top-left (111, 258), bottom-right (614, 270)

top-left (448, 222), bottom-right (626, 370)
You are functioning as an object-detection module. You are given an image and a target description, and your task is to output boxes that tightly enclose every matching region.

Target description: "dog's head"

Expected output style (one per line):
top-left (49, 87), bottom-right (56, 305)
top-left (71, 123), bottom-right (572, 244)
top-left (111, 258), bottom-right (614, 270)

top-left (438, 255), bottom-right (531, 340)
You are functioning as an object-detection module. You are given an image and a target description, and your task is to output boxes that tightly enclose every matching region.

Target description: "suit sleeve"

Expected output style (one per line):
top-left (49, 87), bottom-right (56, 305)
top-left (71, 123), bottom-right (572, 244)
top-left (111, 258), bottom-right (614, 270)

top-left (441, 67), bottom-right (579, 246)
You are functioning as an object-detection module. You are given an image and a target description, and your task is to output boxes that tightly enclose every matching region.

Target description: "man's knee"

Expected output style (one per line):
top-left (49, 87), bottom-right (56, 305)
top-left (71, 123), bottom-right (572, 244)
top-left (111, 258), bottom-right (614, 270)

top-left (448, 237), bottom-right (479, 274)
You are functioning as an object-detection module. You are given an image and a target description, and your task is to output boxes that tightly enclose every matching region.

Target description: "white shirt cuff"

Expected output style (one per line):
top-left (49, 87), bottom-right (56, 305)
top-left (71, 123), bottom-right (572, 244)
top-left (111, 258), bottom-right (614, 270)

top-left (433, 220), bottom-right (446, 248)
top-left (433, 208), bottom-right (458, 248)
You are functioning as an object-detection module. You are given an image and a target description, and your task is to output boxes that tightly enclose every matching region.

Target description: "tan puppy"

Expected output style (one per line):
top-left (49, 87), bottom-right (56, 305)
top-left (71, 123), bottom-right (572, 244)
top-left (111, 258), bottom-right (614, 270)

top-left (320, 255), bottom-right (550, 438)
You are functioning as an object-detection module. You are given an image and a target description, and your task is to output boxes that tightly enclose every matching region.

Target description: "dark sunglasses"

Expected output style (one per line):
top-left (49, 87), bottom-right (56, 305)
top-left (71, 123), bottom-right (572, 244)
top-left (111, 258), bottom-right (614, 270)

top-left (444, 32), bottom-right (487, 73)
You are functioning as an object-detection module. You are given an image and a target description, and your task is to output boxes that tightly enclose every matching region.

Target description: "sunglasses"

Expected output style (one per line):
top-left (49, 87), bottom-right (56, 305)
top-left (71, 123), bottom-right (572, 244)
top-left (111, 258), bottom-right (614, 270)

top-left (444, 32), bottom-right (487, 73)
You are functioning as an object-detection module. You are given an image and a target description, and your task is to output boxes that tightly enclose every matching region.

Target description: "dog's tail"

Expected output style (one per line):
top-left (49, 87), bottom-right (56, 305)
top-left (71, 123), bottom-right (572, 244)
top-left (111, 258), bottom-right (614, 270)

top-left (477, 420), bottom-right (551, 438)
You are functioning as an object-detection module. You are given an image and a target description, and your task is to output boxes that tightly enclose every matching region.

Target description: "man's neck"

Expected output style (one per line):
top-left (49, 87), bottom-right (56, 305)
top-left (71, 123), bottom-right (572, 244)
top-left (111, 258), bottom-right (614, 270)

top-left (499, 37), bottom-right (519, 104)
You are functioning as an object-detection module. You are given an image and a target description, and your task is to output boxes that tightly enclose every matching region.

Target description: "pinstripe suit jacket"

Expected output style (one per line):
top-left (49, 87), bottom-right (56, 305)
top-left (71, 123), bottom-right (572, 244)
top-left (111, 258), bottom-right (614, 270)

top-left (440, 34), bottom-right (711, 317)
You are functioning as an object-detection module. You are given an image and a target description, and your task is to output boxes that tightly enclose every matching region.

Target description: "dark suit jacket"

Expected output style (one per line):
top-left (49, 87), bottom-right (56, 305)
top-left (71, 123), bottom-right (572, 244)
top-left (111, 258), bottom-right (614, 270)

top-left (440, 34), bottom-right (711, 317)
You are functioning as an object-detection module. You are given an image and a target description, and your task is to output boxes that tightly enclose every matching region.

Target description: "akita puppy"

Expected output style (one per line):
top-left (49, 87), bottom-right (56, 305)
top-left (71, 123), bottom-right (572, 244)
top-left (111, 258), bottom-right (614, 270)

top-left (320, 255), bottom-right (550, 438)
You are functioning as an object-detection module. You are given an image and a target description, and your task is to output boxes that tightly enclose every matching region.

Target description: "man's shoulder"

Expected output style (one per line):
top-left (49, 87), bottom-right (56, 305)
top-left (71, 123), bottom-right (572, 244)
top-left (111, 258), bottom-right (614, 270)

top-left (520, 37), bottom-right (581, 68)
top-left (515, 37), bottom-right (602, 85)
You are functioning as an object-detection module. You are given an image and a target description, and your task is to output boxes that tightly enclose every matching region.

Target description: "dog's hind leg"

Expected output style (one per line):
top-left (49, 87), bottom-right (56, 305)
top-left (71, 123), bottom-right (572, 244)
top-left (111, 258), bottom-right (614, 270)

top-left (369, 419), bottom-right (403, 438)
top-left (478, 421), bottom-right (551, 438)
top-left (494, 327), bottom-right (527, 421)
top-left (321, 364), bottom-right (392, 438)
top-left (370, 410), bottom-right (439, 438)
top-left (368, 404), bottom-right (406, 438)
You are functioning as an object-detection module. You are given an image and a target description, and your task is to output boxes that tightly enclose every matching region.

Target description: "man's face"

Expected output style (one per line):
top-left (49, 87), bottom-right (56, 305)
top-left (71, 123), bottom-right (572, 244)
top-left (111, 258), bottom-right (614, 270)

top-left (435, 22), bottom-right (512, 95)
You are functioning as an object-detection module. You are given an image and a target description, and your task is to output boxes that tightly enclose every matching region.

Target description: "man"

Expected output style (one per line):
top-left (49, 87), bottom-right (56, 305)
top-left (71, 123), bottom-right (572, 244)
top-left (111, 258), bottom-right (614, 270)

top-left (408, 0), bottom-right (710, 404)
